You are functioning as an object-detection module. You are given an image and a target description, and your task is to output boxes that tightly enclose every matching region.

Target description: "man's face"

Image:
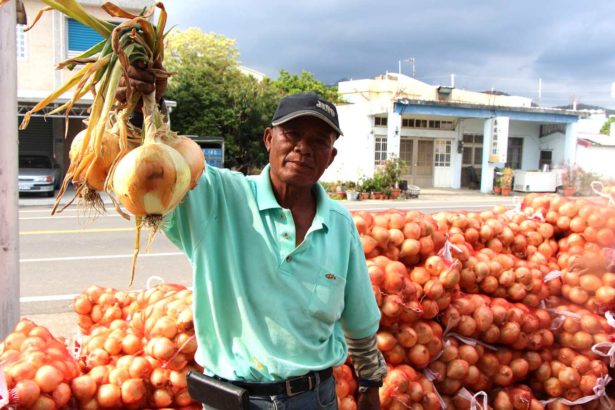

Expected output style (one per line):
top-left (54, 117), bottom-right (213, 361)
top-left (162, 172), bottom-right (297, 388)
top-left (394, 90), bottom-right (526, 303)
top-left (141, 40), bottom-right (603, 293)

top-left (263, 116), bottom-right (338, 189)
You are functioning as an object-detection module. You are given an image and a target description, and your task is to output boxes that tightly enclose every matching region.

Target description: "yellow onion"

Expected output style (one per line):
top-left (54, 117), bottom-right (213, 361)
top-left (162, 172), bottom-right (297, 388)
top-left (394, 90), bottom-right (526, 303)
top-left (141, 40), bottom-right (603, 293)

top-left (167, 136), bottom-right (205, 189)
top-left (112, 142), bottom-right (190, 217)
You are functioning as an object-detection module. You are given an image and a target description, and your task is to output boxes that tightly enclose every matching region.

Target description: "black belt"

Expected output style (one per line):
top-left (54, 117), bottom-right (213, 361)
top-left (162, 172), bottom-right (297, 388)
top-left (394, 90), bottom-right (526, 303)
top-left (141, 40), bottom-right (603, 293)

top-left (219, 368), bottom-right (333, 397)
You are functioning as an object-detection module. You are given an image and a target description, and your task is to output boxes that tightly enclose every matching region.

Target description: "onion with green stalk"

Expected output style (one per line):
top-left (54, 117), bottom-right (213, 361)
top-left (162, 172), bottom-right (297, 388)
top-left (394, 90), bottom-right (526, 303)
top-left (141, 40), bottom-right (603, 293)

top-left (20, 1), bottom-right (205, 284)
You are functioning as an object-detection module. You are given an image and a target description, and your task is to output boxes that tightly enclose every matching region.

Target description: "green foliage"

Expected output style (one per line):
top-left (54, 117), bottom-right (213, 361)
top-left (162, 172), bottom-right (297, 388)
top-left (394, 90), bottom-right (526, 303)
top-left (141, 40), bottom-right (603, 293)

top-left (165, 28), bottom-right (277, 173)
top-left (600, 117), bottom-right (615, 135)
top-left (271, 70), bottom-right (341, 103)
top-left (164, 28), bottom-right (341, 173)
top-left (377, 155), bottom-right (406, 188)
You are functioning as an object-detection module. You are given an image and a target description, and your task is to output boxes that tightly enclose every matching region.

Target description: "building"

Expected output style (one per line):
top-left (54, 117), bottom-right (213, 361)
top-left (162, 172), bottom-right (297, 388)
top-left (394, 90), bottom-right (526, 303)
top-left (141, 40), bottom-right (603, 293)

top-left (323, 73), bottom-right (587, 192)
top-left (16, 0), bottom-right (155, 177)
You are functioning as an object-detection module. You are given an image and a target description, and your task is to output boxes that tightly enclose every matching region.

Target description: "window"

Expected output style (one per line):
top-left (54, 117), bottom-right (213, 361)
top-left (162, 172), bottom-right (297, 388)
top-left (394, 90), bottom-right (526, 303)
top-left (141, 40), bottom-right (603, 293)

top-left (506, 137), bottom-right (524, 169)
top-left (539, 150), bottom-right (552, 169)
top-left (374, 116), bottom-right (388, 127)
top-left (434, 140), bottom-right (451, 167)
top-left (67, 18), bottom-right (105, 56)
top-left (16, 24), bottom-right (26, 59)
top-left (374, 136), bottom-right (388, 165)
top-left (401, 118), bottom-right (455, 130)
top-left (462, 134), bottom-right (484, 166)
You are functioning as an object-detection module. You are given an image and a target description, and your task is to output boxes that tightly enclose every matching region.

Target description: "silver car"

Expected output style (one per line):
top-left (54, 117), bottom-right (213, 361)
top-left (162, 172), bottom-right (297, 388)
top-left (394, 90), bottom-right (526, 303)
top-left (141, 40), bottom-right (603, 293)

top-left (18, 154), bottom-right (61, 197)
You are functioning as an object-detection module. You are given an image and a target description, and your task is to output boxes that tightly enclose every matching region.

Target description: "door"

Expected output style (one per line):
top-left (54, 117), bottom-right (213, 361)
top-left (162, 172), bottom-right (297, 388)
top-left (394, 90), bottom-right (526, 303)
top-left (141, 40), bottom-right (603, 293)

top-left (461, 134), bottom-right (483, 188)
top-left (399, 138), bottom-right (434, 188)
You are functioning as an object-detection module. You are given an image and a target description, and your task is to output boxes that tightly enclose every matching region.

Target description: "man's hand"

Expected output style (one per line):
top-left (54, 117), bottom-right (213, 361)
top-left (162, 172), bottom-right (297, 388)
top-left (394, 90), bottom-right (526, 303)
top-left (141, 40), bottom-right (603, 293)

top-left (116, 60), bottom-right (167, 108)
top-left (357, 387), bottom-right (380, 410)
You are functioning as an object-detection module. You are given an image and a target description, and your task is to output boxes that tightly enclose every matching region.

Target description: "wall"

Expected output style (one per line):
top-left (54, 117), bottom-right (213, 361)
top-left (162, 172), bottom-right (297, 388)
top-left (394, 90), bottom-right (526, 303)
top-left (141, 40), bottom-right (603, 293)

top-left (321, 102), bottom-right (375, 183)
top-left (509, 121), bottom-right (541, 170)
top-left (18, 0), bottom-right (153, 98)
top-left (539, 133), bottom-right (565, 167)
top-left (576, 146), bottom-right (615, 179)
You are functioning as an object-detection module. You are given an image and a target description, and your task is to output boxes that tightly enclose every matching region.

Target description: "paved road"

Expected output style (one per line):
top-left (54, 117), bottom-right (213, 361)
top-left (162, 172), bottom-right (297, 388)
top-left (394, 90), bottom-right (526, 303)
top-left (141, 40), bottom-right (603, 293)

top-left (18, 196), bottom-right (515, 317)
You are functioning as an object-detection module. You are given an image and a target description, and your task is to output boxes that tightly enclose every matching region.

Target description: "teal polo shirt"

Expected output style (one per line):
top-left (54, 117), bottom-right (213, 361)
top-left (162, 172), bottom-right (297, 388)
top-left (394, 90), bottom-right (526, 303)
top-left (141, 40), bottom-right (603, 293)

top-left (162, 164), bottom-right (380, 382)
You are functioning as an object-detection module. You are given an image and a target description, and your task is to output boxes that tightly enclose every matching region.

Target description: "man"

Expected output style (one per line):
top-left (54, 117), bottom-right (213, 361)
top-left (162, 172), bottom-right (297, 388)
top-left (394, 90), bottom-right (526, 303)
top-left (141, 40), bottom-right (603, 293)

top-left (122, 67), bottom-right (386, 408)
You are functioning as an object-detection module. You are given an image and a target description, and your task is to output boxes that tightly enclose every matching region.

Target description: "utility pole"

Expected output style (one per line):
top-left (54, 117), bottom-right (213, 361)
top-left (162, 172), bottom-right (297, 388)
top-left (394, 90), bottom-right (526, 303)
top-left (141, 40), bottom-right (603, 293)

top-left (451, 73), bottom-right (455, 88)
top-left (538, 78), bottom-right (542, 106)
top-left (0, 0), bottom-right (20, 339)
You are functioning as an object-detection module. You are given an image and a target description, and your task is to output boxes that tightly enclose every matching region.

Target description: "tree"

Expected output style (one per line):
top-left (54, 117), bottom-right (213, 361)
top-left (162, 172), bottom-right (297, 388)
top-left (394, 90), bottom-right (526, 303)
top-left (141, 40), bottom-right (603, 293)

top-left (600, 117), bottom-right (615, 135)
top-left (164, 28), bottom-right (343, 172)
top-left (272, 70), bottom-right (340, 103)
top-left (164, 28), bottom-right (276, 172)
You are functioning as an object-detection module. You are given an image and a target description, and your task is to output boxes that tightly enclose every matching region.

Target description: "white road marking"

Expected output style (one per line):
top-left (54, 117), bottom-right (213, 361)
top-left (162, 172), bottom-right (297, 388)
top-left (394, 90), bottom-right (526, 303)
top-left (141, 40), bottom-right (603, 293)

top-left (20, 252), bottom-right (183, 263)
top-left (21, 294), bottom-right (78, 303)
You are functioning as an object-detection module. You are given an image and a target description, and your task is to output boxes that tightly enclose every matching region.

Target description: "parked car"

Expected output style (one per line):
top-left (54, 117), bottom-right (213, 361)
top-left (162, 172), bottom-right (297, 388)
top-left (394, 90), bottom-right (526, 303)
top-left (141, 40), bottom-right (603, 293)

top-left (18, 154), bottom-right (61, 197)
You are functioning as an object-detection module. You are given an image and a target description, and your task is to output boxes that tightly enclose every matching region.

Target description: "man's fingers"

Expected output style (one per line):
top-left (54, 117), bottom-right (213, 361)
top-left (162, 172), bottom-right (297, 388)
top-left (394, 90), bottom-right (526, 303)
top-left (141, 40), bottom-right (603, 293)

top-left (116, 87), bottom-right (127, 103)
top-left (127, 64), bottom-right (156, 83)
top-left (129, 78), bottom-right (156, 95)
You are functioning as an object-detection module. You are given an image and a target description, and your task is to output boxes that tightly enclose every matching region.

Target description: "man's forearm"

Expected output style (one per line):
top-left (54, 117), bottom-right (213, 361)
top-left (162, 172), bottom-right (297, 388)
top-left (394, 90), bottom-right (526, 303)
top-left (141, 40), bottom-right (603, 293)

top-left (346, 334), bottom-right (387, 383)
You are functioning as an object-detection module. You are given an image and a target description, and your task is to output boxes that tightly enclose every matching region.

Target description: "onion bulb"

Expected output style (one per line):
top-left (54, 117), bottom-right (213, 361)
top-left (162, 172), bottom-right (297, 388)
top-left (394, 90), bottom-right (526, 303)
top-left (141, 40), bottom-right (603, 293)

top-left (112, 142), bottom-right (191, 217)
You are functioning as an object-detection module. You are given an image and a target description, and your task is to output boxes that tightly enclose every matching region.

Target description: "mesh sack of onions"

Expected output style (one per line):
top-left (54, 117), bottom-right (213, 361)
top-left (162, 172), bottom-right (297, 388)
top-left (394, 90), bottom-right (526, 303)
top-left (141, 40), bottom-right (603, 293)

top-left (378, 364), bottom-right (443, 410)
top-left (0, 319), bottom-right (80, 409)
top-left (333, 364), bottom-right (358, 410)
top-left (441, 294), bottom-right (554, 351)
top-left (72, 285), bottom-right (136, 335)
top-left (377, 320), bottom-right (443, 370)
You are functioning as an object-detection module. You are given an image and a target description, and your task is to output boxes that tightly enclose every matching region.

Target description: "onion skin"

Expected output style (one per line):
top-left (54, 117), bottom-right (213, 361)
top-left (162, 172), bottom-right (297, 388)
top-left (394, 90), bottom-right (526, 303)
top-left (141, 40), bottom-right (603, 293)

top-left (168, 136), bottom-right (205, 190)
top-left (112, 143), bottom-right (191, 216)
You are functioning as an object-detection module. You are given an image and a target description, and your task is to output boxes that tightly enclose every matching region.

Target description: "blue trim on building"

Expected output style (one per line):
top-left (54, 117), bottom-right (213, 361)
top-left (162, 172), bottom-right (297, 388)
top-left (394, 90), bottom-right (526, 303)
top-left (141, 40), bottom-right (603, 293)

top-left (394, 102), bottom-right (580, 123)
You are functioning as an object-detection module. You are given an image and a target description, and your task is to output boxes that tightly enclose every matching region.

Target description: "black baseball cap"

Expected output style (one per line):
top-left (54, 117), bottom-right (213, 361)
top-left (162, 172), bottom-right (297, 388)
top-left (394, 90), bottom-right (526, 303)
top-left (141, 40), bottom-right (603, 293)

top-left (271, 92), bottom-right (343, 136)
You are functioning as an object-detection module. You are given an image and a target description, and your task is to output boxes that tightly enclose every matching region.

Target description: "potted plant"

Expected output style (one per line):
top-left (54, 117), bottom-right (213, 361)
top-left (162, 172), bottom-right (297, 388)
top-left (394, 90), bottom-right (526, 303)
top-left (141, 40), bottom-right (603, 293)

top-left (345, 181), bottom-right (359, 201)
top-left (500, 168), bottom-right (513, 196)
top-left (493, 173), bottom-right (502, 194)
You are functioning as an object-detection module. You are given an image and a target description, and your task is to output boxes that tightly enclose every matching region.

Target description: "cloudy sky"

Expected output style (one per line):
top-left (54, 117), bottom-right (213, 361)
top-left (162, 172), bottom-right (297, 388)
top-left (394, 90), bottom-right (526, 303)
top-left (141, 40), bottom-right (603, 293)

top-left (166, 1), bottom-right (615, 109)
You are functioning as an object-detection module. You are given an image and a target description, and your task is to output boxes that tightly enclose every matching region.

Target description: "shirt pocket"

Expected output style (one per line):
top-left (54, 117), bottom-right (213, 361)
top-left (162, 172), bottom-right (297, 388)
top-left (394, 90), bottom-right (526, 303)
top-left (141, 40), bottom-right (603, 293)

top-left (308, 269), bottom-right (346, 325)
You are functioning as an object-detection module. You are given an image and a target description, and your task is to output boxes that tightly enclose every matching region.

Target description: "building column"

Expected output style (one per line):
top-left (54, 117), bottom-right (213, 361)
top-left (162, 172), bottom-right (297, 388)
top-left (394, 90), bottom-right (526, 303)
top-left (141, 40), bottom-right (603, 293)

top-left (480, 119), bottom-right (495, 193)
top-left (0, 0), bottom-right (20, 339)
top-left (564, 122), bottom-right (578, 164)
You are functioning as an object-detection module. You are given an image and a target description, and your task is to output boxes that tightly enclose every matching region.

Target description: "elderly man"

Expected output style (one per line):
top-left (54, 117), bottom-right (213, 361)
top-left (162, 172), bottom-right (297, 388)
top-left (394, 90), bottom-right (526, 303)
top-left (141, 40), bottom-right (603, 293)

top-left (119, 75), bottom-right (386, 408)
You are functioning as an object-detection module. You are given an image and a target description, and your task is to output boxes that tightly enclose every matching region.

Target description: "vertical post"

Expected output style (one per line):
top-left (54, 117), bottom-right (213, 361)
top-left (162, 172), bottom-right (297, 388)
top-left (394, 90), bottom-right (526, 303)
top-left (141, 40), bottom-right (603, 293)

top-left (0, 0), bottom-right (20, 339)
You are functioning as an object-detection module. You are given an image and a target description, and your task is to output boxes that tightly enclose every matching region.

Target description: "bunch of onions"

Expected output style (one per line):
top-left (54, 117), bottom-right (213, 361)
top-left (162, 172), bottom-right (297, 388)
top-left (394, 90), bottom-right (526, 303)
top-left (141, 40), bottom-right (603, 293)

top-left (544, 303), bottom-right (612, 355)
top-left (442, 294), bottom-right (554, 351)
top-left (376, 320), bottom-right (443, 370)
top-left (492, 385), bottom-right (545, 410)
top-left (378, 365), bottom-right (441, 410)
top-left (527, 347), bottom-right (608, 403)
top-left (0, 319), bottom-right (80, 409)
top-left (428, 338), bottom-right (531, 396)
top-left (72, 284), bottom-right (135, 334)
top-left (19, 1), bottom-right (205, 285)
top-left (67, 121), bottom-right (140, 215)
top-left (333, 365), bottom-right (358, 410)
top-left (461, 249), bottom-right (553, 307)
top-left (353, 210), bottom-right (446, 266)
top-left (367, 256), bottom-right (421, 328)
top-left (557, 262), bottom-right (615, 313)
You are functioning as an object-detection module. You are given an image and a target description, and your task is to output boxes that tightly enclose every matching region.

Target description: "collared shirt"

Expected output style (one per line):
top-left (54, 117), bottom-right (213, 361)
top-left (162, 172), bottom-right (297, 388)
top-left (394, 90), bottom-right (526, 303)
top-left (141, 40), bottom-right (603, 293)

top-left (162, 164), bottom-right (380, 382)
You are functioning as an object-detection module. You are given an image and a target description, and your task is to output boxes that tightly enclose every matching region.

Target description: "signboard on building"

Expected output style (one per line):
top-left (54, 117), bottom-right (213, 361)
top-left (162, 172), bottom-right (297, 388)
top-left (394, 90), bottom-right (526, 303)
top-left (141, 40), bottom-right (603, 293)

top-left (489, 116), bottom-right (509, 163)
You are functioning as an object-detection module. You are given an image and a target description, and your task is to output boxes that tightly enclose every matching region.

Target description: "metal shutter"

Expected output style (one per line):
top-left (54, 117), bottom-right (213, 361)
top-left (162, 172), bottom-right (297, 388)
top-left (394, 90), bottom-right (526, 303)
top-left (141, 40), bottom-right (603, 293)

top-left (68, 18), bottom-right (104, 52)
top-left (18, 117), bottom-right (53, 156)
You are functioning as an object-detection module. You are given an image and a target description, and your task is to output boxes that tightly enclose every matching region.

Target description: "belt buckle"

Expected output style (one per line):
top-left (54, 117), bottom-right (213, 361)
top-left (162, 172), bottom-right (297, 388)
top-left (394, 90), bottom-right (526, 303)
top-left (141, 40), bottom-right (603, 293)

top-left (285, 375), bottom-right (312, 397)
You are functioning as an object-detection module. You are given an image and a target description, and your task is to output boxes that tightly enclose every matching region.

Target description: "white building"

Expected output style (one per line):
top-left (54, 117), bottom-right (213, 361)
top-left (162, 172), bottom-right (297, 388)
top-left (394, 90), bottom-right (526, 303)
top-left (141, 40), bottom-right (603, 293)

top-left (17, 0), bottom-right (154, 175)
top-left (323, 73), bottom-right (587, 192)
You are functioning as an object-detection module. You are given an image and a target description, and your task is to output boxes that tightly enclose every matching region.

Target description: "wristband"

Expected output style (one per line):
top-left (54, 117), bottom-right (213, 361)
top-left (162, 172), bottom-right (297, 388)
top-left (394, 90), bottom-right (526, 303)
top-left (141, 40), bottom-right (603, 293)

top-left (358, 378), bottom-right (383, 389)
